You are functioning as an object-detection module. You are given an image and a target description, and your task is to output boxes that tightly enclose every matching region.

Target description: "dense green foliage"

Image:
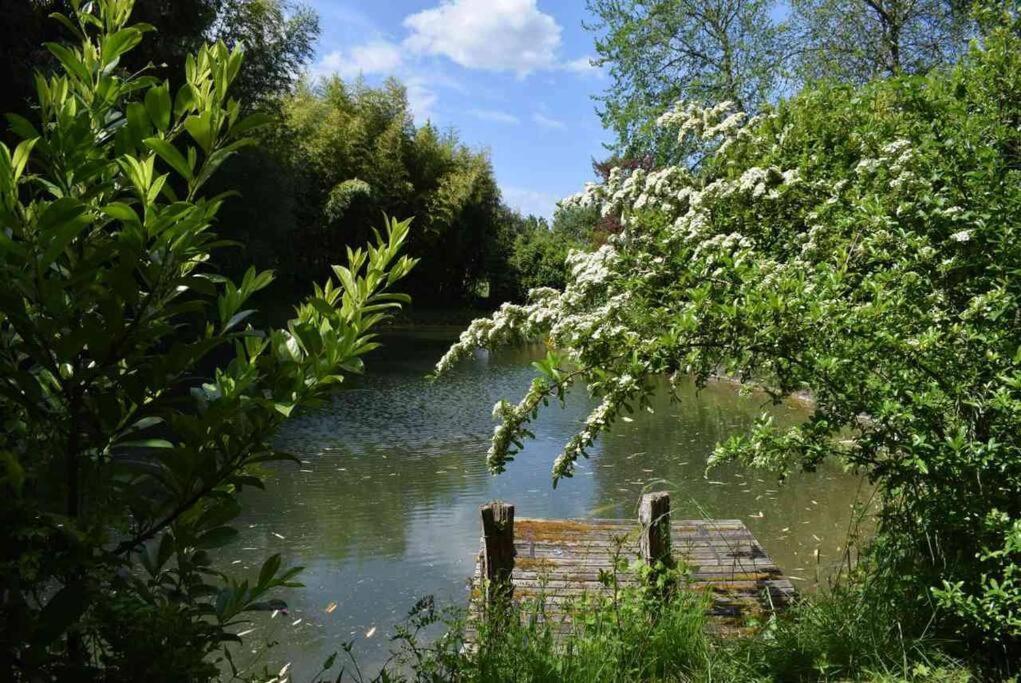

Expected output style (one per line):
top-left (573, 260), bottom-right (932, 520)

top-left (7, 0), bottom-right (1018, 679)
top-left (0, 0), bottom-right (318, 118)
top-left (438, 5), bottom-right (1021, 671)
top-left (2, 1), bottom-right (556, 310)
top-left (218, 77), bottom-right (521, 305)
top-left (0, 2), bottom-right (414, 679)
top-left (504, 207), bottom-right (606, 299)
top-left (345, 560), bottom-right (968, 682)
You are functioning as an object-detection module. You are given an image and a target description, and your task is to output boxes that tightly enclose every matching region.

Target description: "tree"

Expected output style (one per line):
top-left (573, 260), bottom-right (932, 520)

top-left (209, 0), bottom-right (319, 108)
top-left (230, 76), bottom-right (513, 306)
top-left (790, 0), bottom-right (974, 83)
top-left (436, 10), bottom-right (1021, 665)
top-left (586, 0), bottom-right (789, 162)
top-left (584, 0), bottom-right (982, 161)
top-left (0, 0), bottom-right (318, 119)
top-left (504, 204), bottom-right (614, 302)
top-left (0, 1), bottom-right (414, 679)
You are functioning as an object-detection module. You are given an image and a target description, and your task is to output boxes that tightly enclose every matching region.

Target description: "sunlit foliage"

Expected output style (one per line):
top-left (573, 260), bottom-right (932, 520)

top-left (0, 2), bottom-right (413, 678)
top-left (438, 7), bottom-right (1021, 664)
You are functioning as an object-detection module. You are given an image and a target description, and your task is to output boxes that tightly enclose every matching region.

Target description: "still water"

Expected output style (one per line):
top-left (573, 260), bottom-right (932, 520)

top-left (225, 327), bottom-right (866, 678)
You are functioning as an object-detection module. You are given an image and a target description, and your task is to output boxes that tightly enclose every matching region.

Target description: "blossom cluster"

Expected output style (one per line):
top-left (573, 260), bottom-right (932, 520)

top-left (436, 99), bottom-right (794, 478)
top-left (436, 91), bottom-right (973, 485)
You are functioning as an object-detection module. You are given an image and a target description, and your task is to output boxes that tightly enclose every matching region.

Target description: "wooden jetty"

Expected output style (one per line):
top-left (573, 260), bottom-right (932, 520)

top-left (471, 493), bottom-right (795, 635)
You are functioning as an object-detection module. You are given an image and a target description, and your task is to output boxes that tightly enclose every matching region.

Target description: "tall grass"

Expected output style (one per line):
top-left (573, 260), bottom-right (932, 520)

top-left (462, 569), bottom-right (713, 682)
top-left (327, 559), bottom-right (980, 683)
top-left (722, 582), bottom-right (973, 682)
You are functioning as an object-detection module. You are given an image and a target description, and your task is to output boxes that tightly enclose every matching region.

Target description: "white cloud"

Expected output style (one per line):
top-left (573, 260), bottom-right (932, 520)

top-left (532, 112), bottom-right (566, 130)
top-left (403, 0), bottom-right (562, 76)
top-left (313, 40), bottom-right (403, 79)
top-left (563, 55), bottom-right (602, 77)
top-left (470, 108), bottom-right (520, 125)
top-left (406, 79), bottom-right (439, 123)
top-left (503, 185), bottom-right (559, 219)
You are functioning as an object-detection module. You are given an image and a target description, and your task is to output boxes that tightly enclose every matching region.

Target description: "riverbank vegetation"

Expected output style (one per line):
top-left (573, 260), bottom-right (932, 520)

top-left (0, 2), bottom-right (582, 311)
top-left (3, 0), bottom-right (1020, 680)
top-left (216, 77), bottom-right (518, 305)
top-left (344, 561), bottom-right (970, 682)
top-left (435, 1), bottom-right (1021, 677)
top-left (0, 2), bottom-right (415, 678)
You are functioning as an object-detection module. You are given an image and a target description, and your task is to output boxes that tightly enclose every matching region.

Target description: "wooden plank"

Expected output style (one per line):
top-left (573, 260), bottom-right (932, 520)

top-left (513, 545), bottom-right (771, 560)
top-left (467, 513), bottom-right (796, 644)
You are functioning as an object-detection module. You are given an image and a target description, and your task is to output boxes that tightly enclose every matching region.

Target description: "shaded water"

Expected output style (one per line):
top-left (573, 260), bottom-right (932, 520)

top-left (225, 327), bottom-right (866, 679)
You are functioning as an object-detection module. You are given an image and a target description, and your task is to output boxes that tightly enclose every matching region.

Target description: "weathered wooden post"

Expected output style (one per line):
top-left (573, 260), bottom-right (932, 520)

top-left (480, 501), bottom-right (515, 607)
top-left (639, 492), bottom-right (672, 569)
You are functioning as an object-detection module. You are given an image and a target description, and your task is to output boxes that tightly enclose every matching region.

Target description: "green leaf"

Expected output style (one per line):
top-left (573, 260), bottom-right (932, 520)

top-left (198, 499), bottom-right (242, 530)
top-left (125, 102), bottom-right (150, 146)
top-left (5, 113), bottom-right (40, 141)
top-left (0, 451), bottom-right (25, 494)
top-left (155, 533), bottom-right (175, 571)
top-left (258, 553), bottom-right (282, 587)
top-left (145, 84), bottom-right (172, 133)
top-left (102, 202), bottom-right (141, 225)
top-left (115, 438), bottom-right (174, 449)
top-left (47, 12), bottom-right (85, 41)
top-left (230, 112), bottom-right (272, 137)
top-left (12, 138), bottom-right (39, 181)
top-left (45, 42), bottom-right (91, 83)
top-left (184, 112), bottom-right (215, 154)
top-left (101, 28), bottom-right (142, 69)
top-left (37, 197), bottom-right (86, 234)
top-left (223, 309), bottom-right (256, 332)
top-left (38, 198), bottom-right (90, 267)
top-left (174, 84), bottom-right (198, 117)
top-left (144, 137), bottom-right (192, 180)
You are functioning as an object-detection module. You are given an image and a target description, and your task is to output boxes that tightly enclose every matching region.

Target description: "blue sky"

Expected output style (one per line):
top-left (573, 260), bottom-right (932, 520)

top-left (301, 0), bottom-right (611, 219)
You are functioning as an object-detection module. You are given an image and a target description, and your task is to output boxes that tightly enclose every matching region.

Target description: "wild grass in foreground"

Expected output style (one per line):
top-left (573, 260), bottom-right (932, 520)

top-left (318, 560), bottom-right (981, 683)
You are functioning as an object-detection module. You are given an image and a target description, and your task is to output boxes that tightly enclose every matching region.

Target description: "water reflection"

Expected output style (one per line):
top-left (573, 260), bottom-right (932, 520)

top-left (225, 327), bottom-right (866, 679)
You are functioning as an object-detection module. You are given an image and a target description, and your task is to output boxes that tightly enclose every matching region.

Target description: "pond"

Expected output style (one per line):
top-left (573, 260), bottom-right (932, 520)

top-left (224, 326), bottom-right (867, 679)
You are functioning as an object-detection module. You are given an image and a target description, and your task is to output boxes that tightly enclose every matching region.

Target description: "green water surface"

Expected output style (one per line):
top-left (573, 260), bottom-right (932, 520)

top-left (224, 327), bottom-right (867, 678)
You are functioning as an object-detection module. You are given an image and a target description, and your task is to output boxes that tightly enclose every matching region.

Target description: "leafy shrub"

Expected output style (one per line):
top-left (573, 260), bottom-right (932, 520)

top-left (435, 6), bottom-right (1021, 668)
top-left (0, 1), bottom-right (414, 679)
